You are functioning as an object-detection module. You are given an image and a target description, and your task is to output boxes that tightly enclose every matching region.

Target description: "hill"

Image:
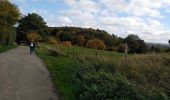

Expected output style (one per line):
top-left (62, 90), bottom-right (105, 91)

top-left (47, 26), bottom-right (122, 48)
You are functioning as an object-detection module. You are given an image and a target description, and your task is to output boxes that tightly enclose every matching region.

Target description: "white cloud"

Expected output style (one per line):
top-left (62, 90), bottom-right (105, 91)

top-left (32, 9), bottom-right (48, 15)
top-left (64, 0), bottom-right (100, 13)
top-left (11, 0), bottom-right (170, 43)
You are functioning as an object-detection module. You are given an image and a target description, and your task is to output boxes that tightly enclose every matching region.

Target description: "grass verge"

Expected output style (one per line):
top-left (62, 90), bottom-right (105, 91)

top-left (36, 48), bottom-right (78, 100)
top-left (0, 44), bottom-right (17, 53)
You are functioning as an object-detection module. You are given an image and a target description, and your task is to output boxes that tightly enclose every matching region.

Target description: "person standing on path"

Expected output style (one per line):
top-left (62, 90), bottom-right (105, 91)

top-left (30, 40), bottom-right (35, 54)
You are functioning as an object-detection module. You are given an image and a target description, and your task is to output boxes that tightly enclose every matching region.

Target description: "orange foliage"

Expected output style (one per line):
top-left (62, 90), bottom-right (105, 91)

top-left (62, 41), bottom-right (72, 46)
top-left (86, 39), bottom-right (106, 50)
top-left (48, 38), bottom-right (58, 44)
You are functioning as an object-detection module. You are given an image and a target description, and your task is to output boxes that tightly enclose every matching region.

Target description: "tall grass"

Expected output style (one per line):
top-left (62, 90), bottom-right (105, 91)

top-left (36, 44), bottom-right (170, 100)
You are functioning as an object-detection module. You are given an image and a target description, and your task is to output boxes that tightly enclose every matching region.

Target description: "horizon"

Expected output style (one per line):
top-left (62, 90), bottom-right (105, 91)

top-left (11, 0), bottom-right (170, 44)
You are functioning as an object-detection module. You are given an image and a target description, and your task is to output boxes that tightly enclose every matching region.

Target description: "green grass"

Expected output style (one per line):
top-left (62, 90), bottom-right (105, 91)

top-left (36, 48), bottom-right (77, 100)
top-left (36, 44), bottom-right (170, 100)
top-left (0, 44), bottom-right (17, 53)
top-left (39, 43), bottom-right (124, 60)
top-left (36, 44), bottom-right (124, 100)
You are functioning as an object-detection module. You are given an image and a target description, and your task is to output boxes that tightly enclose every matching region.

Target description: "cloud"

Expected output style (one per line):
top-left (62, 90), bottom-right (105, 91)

top-left (100, 0), bottom-right (163, 17)
top-left (11, 0), bottom-right (170, 43)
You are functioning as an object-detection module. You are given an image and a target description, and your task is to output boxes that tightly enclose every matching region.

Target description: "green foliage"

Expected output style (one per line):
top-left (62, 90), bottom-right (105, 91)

top-left (0, 0), bottom-right (20, 45)
top-left (16, 13), bottom-right (47, 43)
top-left (116, 53), bottom-right (170, 98)
top-left (125, 34), bottom-right (148, 53)
top-left (76, 65), bottom-right (141, 100)
top-left (86, 39), bottom-right (106, 50)
top-left (48, 49), bottom-right (65, 57)
top-left (36, 48), bottom-right (77, 100)
top-left (37, 44), bottom-right (169, 100)
top-left (0, 44), bottom-right (17, 53)
top-left (59, 31), bottom-right (72, 42)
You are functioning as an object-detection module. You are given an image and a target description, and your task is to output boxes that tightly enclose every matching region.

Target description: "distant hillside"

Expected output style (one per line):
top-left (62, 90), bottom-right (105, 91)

top-left (147, 42), bottom-right (169, 48)
top-left (48, 26), bottom-right (122, 48)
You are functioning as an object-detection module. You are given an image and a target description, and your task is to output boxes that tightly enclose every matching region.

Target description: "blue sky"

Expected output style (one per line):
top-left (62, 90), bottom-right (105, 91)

top-left (11, 0), bottom-right (170, 44)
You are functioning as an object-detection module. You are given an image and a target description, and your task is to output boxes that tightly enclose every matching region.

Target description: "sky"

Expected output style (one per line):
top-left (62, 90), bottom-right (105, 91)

top-left (10, 0), bottom-right (170, 44)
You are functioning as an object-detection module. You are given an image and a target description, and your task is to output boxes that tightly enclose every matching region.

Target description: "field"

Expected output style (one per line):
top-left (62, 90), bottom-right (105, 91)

top-left (36, 43), bottom-right (170, 100)
top-left (38, 43), bottom-right (124, 60)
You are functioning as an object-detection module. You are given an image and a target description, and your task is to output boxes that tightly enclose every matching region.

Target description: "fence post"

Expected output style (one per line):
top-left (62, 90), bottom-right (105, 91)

top-left (68, 46), bottom-right (70, 57)
top-left (95, 46), bottom-right (98, 59)
top-left (73, 47), bottom-right (75, 58)
top-left (125, 43), bottom-right (128, 61)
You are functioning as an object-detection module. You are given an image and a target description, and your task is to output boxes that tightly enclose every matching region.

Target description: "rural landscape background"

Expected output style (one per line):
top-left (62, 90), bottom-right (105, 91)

top-left (0, 0), bottom-right (170, 100)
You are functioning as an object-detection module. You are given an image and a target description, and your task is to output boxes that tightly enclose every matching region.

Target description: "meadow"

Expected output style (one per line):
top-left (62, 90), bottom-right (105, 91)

top-left (36, 43), bottom-right (170, 100)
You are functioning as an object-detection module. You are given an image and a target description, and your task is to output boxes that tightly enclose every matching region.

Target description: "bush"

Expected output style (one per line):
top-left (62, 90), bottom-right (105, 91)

top-left (75, 57), bottom-right (170, 100)
top-left (62, 41), bottom-right (72, 46)
top-left (43, 47), bottom-right (65, 57)
top-left (76, 61), bottom-right (142, 100)
top-left (86, 39), bottom-right (106, 50)
top-left (48, 38), bottom-right (58, 44)
top-left (118, 44), bottom-right (127, 53)
top-left (107, 47), bottom-right (117, 51)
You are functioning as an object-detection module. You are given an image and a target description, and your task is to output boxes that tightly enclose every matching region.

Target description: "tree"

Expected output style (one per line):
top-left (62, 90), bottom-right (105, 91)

top-left (16, 13), bottom-right (47, 43)
top-left (27, 32), bottom-right (42, 42)
top-left (124, 34), bottom-right (148, 53)
top-left (169, 40), bottom-right (170, 46)
top-left (118, 44), bottom-right (128, 53)
top-left (86, 39), bottom-right (106, 50)
top-left (150, 45), bottom-right (161, 53)
top-left (0, 0), bottom-right (20, 45)
top-left (77, 36), bottom-right (85, 47)
top-left (59, 31), bottom-right (72, 42)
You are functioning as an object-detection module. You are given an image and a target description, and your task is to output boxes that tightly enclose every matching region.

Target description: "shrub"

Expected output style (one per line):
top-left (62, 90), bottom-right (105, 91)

top-left (118, 43), bottom-right (127, 53)
top-left (107, 47), bottom-right (117, 51)
top-left (47, 48), bottom-right (65, 57)
top-left (76, 61), bottom-right (142, 100)
top-left (86, 39), bottom-right (106, 50)
top-left (62, 41), bottom-right (72, 46)
top-left (48, 38), bottom-right (58, 44)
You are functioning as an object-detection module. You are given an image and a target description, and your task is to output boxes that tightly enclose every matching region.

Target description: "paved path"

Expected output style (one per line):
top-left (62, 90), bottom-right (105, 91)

top-left (0, 46), bottom-right (59, 100)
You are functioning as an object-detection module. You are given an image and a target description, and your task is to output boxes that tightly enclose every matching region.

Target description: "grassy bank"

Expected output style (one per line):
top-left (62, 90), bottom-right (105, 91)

top-left (36, 44), bottom-right (170, 100)
top-left (36, 48), bottom-right (78, 100)
top-left (0, 44), bottom-right (17, 53)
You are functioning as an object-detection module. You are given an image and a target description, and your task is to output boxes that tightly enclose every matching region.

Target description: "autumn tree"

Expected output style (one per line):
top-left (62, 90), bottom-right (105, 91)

top-left (86, 39), bottom-right (106, 50)
top-left (77, 36), bottom-right (85, 47)
top-left (16, 13), bottom-right (47, 44)
top-left (0, 0), bottom-right (20, 45)
top-left (27, 32), bottom-right (42, 42)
